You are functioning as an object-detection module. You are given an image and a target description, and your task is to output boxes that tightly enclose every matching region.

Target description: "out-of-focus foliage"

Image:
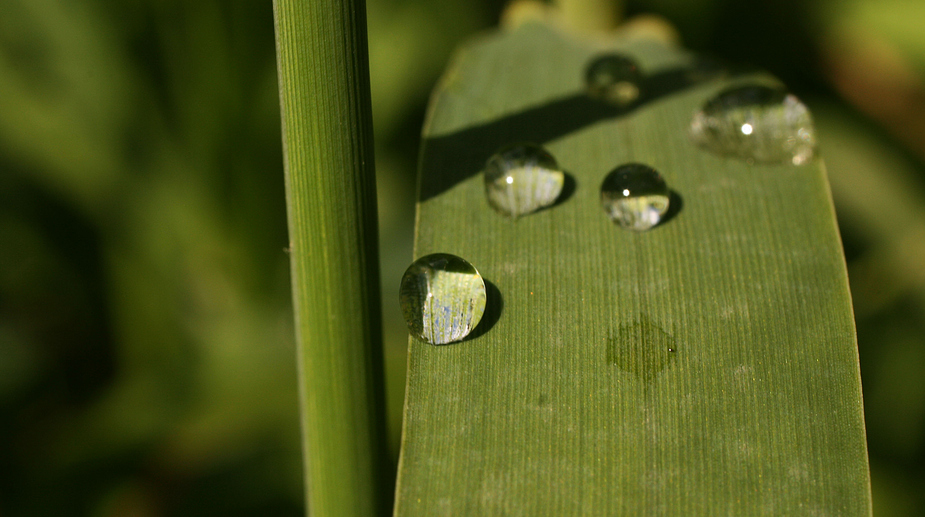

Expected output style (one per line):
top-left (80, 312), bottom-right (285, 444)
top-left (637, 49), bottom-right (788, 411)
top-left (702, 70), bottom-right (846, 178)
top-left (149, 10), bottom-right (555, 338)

top-left (0, 0), bottom-right (303, 514)
top-left (0, 0), bottom-right (924, 515)
top-left (0, 0), bottom-right (497, 514)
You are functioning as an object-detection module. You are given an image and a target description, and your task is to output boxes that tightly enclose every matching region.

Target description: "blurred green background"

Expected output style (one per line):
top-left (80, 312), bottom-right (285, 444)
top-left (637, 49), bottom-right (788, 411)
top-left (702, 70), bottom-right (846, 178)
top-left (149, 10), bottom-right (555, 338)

top-left (1, 0), bottom-right (924, 515)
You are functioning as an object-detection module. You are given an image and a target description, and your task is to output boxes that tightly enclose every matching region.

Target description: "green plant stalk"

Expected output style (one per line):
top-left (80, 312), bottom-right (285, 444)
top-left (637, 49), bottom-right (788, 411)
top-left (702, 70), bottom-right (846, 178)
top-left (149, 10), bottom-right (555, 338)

top-left (272, 0), bottom-right (390, 515)
top-left (554, 0), bottom-right (623, 32)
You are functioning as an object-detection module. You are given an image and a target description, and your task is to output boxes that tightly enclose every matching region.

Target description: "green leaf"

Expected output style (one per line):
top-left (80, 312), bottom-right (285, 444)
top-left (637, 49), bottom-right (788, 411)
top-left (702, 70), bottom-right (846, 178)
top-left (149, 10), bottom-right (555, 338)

top-left (394, 21), bottom-right (871, 515)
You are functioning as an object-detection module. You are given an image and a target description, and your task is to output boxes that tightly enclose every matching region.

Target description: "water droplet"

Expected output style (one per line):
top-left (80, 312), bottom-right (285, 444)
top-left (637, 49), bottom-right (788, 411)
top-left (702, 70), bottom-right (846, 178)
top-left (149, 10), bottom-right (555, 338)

top-left (608, 319), bottom-right (677, 383)
top-left (399, 253), bottom-right (487, 345)
top-left (690, 84), bottom-right (817, 165)
top-left (484, 143), bottom-right (565, 218)
top-left (585, 54), bottom-right (642, 106)
top-left (600, 163), bottom-right (670, 231)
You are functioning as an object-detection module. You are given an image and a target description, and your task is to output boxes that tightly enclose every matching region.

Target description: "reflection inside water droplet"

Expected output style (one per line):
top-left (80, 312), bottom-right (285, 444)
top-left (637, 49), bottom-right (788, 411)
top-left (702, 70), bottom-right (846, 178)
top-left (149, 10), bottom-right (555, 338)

top-left (690, 84), bottom-right (817, 165)
top-left (608, 319), bottom-right (677, 383)
top-left (585, 53), bottom-right (643, 106)
top-left (601, 163), bottom-right (671, 231)
top-left (484, 143), bottom-right (565, 218)
top-left (399, 253), bottom-right (486, 345)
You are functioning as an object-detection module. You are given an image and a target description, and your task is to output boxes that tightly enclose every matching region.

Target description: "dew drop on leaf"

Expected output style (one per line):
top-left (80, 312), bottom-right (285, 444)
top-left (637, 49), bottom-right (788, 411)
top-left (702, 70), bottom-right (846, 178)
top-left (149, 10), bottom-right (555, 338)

top-left (585, 53), bottom-right (643, 106)
top-left (484, 143), bottom-right (565, 218)
top-left (601, 163), bottom-right (670, 232)
top-left (690, 84), bottom-right (816, 165)
top-left (399, 253), bottom-right (486, 345)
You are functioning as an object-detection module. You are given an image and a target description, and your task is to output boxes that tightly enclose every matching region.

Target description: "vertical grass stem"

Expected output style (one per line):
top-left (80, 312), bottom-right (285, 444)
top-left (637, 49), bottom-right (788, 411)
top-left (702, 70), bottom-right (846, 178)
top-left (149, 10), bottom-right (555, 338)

top-left (272, 0), bottom-right (390, 515)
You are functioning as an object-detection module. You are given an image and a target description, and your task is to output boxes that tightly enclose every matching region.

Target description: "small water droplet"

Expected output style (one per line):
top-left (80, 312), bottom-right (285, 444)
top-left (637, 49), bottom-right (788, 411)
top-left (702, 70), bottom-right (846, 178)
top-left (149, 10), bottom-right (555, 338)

top-left (585, 54), bottom-right (642, 106)
top-left (608, 319), bottom-right (677, 383)
top-left (600, 163), bottom-right (670, 231)
top-left (484, 143), bottom-right (565, 218)
top-left (690, 84), bottom-right (817, 165)
top-left (399, 253), bottom-right (487, 345)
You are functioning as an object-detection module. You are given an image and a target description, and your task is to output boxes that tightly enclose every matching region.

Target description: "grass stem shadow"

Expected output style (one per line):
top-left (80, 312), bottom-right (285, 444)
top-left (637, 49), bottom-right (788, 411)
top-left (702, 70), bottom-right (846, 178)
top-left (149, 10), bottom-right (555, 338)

top-left (419, 59), bottom-right (739, 202)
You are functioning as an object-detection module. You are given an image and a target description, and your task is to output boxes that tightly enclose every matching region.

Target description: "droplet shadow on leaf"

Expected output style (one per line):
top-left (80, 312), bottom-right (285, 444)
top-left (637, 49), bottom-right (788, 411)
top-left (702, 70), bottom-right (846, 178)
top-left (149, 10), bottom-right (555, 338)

top-left (464, 279), bottom-right (503, 341)
top-left (654, 190), bottom-right (683, 228)
top-left (547, 172), bottom-right (576, 211)
top-left (608, 318), bottom-right (677, 383)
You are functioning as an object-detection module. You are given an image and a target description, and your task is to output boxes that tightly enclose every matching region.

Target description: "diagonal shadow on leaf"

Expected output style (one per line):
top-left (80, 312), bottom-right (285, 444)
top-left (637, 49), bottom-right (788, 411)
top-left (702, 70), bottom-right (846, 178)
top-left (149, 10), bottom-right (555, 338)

top-left (419, 61), bottom-right (739, 202)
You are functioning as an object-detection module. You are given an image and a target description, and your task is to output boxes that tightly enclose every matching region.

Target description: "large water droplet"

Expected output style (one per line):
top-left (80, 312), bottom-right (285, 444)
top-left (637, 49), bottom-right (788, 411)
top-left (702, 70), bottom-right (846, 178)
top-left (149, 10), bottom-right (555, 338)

top-left (600, 163), bottom-right (670, 231)
top-left (484, 143), bottom-right (565, 218)
top-left (690, 84), bottom-right (817, 165)
top-left (608, 319), bottom-right (676, 383)
top-left (399, 253), bottom-right (487, 345)
top-left (585, 54), bottom-right (642, 106)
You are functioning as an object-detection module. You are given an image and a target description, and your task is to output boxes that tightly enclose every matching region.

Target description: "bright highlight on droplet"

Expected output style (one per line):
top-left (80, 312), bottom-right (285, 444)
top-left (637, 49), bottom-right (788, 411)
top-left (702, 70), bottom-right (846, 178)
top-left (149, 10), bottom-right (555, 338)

top-left (690, 84), bottom-right (817, 165)
top-left (484, 143), bottom-right (565, 218)
top-left (399, 253), bottom-right (486, 345)
top-left (585, 53), bottom-right (643, 106)
top-left (601, 163), bottom-right (671, 232)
